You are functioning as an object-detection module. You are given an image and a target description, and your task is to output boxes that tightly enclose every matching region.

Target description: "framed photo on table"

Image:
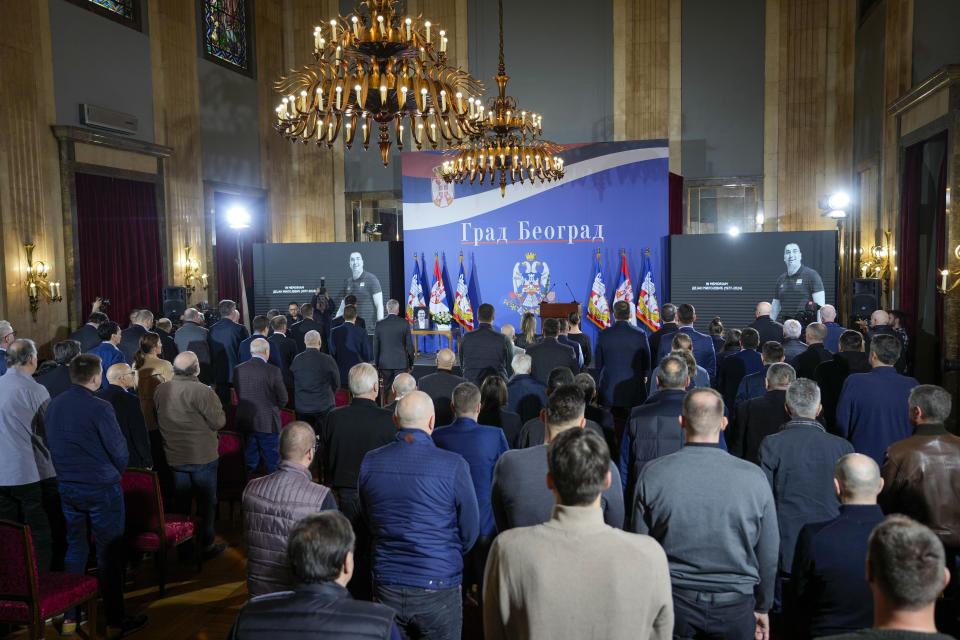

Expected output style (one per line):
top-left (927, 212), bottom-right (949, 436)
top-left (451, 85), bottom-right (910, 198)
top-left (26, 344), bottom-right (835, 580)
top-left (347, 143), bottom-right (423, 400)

top-left (414, 306), bottom-right (430, 330)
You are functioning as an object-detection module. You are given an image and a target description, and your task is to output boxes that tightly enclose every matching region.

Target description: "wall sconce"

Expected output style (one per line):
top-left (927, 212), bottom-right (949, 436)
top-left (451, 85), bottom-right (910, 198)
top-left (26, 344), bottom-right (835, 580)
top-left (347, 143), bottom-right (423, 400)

top-left (183, 246), bottom-right (208, 295)
top-left (937, 244), bottom-right (960, 294)
top-left (24, 243), bottom-right (62, 321)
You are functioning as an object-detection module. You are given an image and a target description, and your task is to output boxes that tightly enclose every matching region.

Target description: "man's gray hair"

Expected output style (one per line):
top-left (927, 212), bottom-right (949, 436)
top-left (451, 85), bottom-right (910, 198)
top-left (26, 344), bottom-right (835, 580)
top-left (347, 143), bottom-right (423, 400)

top-left (868, 515), bottom-right (946, 610)
top-left (783, 318), bottom-right (802, 339)
top-left (5, 339), bottom-right (37, 368)
top-left (304, 330), bottom-right (321, 348)
top-left (218, 299), bottom-right (237, 316)
top-left (512, 353), bottom-right (532, 375)
top-left (172, 351), bottom-right (200, 376)
top-left (871, 309), bottom-right (890, 326)
top-left (386, 299), bottom-right (400, 314)
top-left (785, 378), bottom-right (820, 418)
top-left (908, 385), bottom-right (952, 423)
top-left (392, 373), bottom-right (416, 398)
top-left (135, 309), bottom-right (154, 325)
top-left (820, 304), bottom-right (837, 322)
top-left (0, 320), bottom-right (12, 340)
top-left (452, 382), bottom-right (481, 416)
top-left (834, 453), bottom-right (881, 501)
top-left (250, 338), bottom-right (270, 356)
top-left (766, 362), bottom-right (796, 390)
top-left (348, 362), bottom-right (378, 395)
top-left (870, 334), bottom-right (901, 365)
top-left (183, 308), bottom-right (201, 322)
top-left (657, 354), bottom-right (688, 390)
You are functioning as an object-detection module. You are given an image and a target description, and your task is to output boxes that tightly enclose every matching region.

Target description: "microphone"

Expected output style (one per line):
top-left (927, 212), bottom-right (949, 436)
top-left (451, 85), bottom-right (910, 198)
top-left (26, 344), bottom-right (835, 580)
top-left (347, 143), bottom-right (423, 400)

top-left (565, 282), bottom-right (578, 304)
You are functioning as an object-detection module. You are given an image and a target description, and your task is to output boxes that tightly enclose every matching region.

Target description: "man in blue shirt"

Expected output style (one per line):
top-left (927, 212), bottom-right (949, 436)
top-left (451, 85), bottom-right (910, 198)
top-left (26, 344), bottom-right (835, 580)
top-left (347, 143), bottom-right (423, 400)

top-left (819, 304), bottom-right (846, 353)
top-left (433, 382), bottom-right (509, 599)
top-left (360, 390), bottom-right (479, 640)
top-left (45, 353), bottom-right (146, 637)
top-left (87, 321), bottom-right (127, 388)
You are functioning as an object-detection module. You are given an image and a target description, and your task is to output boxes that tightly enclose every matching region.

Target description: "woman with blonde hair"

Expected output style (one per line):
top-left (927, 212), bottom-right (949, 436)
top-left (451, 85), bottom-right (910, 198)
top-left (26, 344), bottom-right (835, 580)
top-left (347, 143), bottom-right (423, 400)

top-left (515, 311), bottom-right (539, 349)
top-left (133, 331), bottom-right (173, 434)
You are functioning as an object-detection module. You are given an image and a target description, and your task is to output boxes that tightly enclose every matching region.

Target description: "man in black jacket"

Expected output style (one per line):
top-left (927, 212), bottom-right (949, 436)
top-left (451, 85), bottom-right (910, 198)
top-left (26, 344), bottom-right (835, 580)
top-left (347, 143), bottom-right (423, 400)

top-left (96, 363), bottom-right (152, 468)
top-left (267, 315), bottom-right (298, 393)
top-left (526, 317), bottom-right (577, 386)
top-left (864, 309), bottom-right (907, 373)
top-left (155, 318), bottom-right (179, 364)
top-left (208, 299), bottom-right (250, 405)
top-left (118, 308), bottom-right (154, 364)
top-left (70, 307), bottom-right (108, 353)
top-left (290, 330), bottom-right (339, 429)
top-left (459, 303), bottom-right (514, 385)
top-left (731, 363), bottom-right (795, 464)
top-left (791, 322), bottom-right (832, 379)
top-left (230, 511), bottom-right (399, 640)
top-left (647, 303), bottom-right (678, 364)
top-left (330, 295), bottom-right (367, 332)
top-left (514, 367), bottom-right (606, 448)
top-left (373, 299), bottom-right (414, 393)
top-left (37, 340), bottom-right (81, 399)
top-left (574, 372), bottom-right (616, 459)
top-left (289, 303), bottom-right (326, 354)
top-left (418, 349), bottom-right (466, 427)
top-left (814, 330), bottom-right (871, 435)
top-left (749, 301), bottom-right (784, 347)
top-left (329, 306), bottom-right (371, 386)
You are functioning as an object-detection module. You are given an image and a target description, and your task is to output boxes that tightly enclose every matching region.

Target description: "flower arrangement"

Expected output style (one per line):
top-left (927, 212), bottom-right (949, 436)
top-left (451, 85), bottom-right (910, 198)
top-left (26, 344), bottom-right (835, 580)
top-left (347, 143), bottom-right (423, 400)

top-left (432, 310), bottom-right (453, 325)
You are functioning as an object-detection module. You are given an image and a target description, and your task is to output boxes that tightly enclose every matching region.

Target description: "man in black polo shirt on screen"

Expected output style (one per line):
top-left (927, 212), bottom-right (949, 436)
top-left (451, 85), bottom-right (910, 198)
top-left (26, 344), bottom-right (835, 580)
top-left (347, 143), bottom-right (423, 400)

top-left (335, 252), bottom-right (383, 332)
top-left (771, 243), bottom-right (825, 322)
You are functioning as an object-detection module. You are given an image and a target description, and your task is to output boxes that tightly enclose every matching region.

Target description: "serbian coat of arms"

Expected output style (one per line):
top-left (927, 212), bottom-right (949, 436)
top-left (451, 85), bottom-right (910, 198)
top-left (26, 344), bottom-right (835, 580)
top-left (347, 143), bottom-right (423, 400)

top-left (504, 252), bottom-right (556, 315)
top-left (431, 176), bottom-right (454, 208)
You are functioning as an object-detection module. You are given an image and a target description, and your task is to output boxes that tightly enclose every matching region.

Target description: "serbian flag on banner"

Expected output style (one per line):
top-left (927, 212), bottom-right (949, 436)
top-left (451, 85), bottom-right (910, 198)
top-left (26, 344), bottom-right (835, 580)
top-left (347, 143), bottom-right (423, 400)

top-left (613, 251), bottom-right (637, 326)
top-left (429, 254), bottom-right (450, 316)
top-left (586, 251), bottom-right (611, 329)
top-left (636, 250), bottom-right (662, 332)
top-left (453, 254), bottom-right (474, 330)
top-left (405, 255), bottom-right (426, 324)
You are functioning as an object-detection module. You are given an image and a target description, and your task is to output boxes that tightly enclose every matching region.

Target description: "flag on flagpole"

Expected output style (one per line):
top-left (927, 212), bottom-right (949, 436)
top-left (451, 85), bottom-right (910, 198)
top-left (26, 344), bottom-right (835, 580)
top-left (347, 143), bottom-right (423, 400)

top-left (453, 253), bottom-right (474, 330)
top-left (429, 253), bottom-right (450, 316)
top-left (586, 251), bottom-right (611, 329)
top-left (613, 251), bottom-right (637, 326)
top-left (636, 249), bottom-right (662, 332)
top-left (405, 255), bottom-right (426, 324)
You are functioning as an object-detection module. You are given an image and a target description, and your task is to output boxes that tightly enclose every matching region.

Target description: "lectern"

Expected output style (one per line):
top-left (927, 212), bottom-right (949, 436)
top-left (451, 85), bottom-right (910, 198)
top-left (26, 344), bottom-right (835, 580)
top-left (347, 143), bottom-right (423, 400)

top-left (538, 302), bottom-right (580, 330)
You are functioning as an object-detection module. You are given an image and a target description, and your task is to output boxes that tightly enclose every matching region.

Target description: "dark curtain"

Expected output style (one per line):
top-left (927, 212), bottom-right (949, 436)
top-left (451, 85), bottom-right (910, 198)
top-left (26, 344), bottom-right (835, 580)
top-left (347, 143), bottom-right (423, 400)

top-left (669, 172), bottom-right (683, 235)
top-left (213, 192), bottom-right (264, 322)
top-left (75, 173), bottom-right (163, 324)
top-left (898, 142), bottom-right (923, 334)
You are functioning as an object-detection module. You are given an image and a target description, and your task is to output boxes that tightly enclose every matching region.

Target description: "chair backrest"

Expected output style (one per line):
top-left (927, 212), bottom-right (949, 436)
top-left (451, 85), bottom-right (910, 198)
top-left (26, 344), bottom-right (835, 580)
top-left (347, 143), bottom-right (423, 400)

top-left (280, 408), bottom-right (296, 428)
top-left (0, 520), bottom-right (39, 603)
top-left (121, 468), bottom-right (165, 533)
top-left (217, 430), bottom-right (247, 491)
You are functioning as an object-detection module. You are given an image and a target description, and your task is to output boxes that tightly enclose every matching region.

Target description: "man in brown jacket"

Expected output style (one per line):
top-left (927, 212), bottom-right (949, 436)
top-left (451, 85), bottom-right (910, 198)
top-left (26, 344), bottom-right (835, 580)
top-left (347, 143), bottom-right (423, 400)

top-left (242, 421), bottom-right (337, 597)
top-left (154, 351), bottom-right (226, 558)
top-left (234, 338), bottom-right (288, 475)
top-left (484, 428), bottom-right (673, 640)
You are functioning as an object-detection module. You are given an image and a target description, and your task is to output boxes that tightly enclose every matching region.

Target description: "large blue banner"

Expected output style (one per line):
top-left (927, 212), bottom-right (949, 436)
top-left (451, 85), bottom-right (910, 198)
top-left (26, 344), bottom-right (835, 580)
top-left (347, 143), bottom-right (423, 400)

top-left (401, 140), bottom-right (669, 347)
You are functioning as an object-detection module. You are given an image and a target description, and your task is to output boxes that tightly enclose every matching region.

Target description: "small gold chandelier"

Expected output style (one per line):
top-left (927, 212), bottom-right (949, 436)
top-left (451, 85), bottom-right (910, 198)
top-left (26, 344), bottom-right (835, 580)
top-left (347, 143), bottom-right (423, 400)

top-left (273, 0), bottom-right (484, 167)
top-left (439, 0), bottom-right (564, 196)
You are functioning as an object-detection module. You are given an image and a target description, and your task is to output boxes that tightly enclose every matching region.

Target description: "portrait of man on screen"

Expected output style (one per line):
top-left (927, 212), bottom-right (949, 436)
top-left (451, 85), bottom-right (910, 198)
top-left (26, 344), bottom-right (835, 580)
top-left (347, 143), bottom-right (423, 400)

top-left (771, 242), bottom-right (826, 321)
top-left (335, 251), bottom-right (385, 329)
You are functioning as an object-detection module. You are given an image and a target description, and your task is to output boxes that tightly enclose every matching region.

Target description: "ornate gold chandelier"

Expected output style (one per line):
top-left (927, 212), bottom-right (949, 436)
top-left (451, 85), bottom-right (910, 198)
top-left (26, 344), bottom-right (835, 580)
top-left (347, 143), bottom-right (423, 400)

top-left (273, 0), bottom-right (484, 167)
top-left (439, 0), bottom-right (564, 196)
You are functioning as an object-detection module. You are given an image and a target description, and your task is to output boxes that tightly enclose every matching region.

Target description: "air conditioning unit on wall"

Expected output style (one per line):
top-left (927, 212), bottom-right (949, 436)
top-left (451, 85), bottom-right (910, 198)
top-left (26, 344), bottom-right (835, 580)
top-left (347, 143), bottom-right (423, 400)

top-left (79, 103), bottom-right (138, 136)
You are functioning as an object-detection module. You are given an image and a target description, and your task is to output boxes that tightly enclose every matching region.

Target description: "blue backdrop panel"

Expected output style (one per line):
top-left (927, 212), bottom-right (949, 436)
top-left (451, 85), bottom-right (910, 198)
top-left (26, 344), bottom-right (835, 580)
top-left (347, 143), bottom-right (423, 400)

top-left (402, 140), bottom-right (670, 349)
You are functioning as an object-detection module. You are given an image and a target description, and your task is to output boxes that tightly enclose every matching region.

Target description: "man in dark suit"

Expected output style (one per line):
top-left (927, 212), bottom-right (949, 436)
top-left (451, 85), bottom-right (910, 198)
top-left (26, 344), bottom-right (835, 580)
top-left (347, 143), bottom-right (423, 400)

top-left (373, 299), bottom-right (414, 393)
top-left (70, 307), bottom-right (108, 353)
top-left (596, 301), bottom-right (652, 409)
top-left (730, 362), bottom-right (795, 463)
top-left (459, 303), bottom-right (514, 386)
top-left (792, 453), bottom-right (885, 639)
top-left (320, 362), bottom-right (394, 599)
top-left (557, 319), bottom-right (583, 371)
top-left (748, 301), bottom-right (784, 347)
top-left (781, 319), bottom-right (808, 361)
top-left (239, 316), bottom-right (284, 369)
top-left (716, 327), bottom-right (763, 411)
top-left (289, 303), bottom-right (326, 354)
top-left (208, 299), bottom-right (250, 405)
top-left (655, 303), bottom-right (715, 383)
top-left (155, 318), bottom-right (178, 364)
top-left (505, 353), bottom-right (547, 424)
top-left (174, 308), bottom-right (210, 377)
top-left (418, 348), bottom-right (466, 427)
top-left (330, 295), bottom-right (367, 332)
top-left (329, 305), bottom-right (370, 387)
top-left (573, 372), bottom-right (616, 459)
top-left (526, 317), bottom-right (578, 386)
top-left (566, 310), bottom-right (593, 369)
top-left (792, 322), bottom-right (832, 379)
top-left (647, 303), bottom-right (678, 364)
top-left (864, 309), bottom-right (907, 373)
top-left (118, 308), bottom-right (154, 363)
top-left (234, 338), bottom-right (288, 474)
top-left (267, 315), bottom-right (298, 392)
top-left (37, 340), bottom-right (81, 399)
top-left (96, 363), bottom-right (153, 468)
top-left (514, 368), bottom-right (606, 448)
top-left (289, 329), bottom-right (340, 429)
top-left (814, 330), bottom-right (871, 436)
top-left (734, 341), bottom-right (786, 408)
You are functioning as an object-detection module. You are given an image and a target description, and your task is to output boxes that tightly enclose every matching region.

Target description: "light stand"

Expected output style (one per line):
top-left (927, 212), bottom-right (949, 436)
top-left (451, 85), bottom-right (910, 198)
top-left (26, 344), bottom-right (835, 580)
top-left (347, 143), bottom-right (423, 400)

top-left (227, 206), bottom-right (252, 332)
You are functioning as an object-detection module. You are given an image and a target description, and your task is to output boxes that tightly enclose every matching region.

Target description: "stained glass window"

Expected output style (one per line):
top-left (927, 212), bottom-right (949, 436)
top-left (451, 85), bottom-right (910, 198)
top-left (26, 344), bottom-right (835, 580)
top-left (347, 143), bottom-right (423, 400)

top-left (66, 0), bottom-right (141, 30)
top-left (88, 0), bottom-right (135, 18)
top-left (202, 0), bottom-right (252, 73)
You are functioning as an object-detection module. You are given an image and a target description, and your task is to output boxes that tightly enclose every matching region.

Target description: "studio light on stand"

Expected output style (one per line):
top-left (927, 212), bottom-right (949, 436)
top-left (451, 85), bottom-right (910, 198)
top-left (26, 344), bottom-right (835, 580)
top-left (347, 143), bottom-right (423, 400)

top-left (818, 191), bottom-right (851, 225)
top-left (227, 206), bottom-right (252, 331)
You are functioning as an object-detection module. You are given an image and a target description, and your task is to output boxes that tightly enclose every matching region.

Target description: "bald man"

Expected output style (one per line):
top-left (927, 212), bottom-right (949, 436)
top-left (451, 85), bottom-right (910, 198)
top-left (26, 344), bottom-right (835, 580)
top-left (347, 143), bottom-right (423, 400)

top-left (384, 372), bottom-right (417, 413)
top-left (418, 348), bottom-right (466, 427)
top-left (359, 391), bottom-right (479, 640)
top-left (154, 351), bottom-right (226, 558)
top-left (748, 301), bottom-right (785, 348)
top-left (97, 363), bottom-right (152, 468)
top-left (864, 309), bottom-right (907, 373)
top-left (792, 454), bottom-right (885, 638)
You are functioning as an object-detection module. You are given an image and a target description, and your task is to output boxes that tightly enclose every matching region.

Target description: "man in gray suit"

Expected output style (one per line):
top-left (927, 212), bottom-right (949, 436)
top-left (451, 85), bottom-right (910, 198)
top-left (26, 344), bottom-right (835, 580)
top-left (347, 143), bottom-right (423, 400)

top-left (174, 308), bottom-right (210, 368)
top-left (459, 304), bottom-right (514, 386)
top-left (373, 299), bottom-right (414, 394)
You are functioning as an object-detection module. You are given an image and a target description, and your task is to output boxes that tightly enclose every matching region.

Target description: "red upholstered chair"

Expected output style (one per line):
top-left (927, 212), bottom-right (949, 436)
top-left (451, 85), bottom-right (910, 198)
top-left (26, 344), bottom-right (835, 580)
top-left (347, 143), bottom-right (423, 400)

top-left (231, 389), bottom-right (239, 406)
top-left (334, 390), bottom-right (350, 407)
top-left (280, 408), bottom-right (296, 428)
top-left (121, 469), bottom-right (201, 596)
top-left (0, 519), bottom-right (99, 640)
top-left (216, 430), bottom-right (246, 520)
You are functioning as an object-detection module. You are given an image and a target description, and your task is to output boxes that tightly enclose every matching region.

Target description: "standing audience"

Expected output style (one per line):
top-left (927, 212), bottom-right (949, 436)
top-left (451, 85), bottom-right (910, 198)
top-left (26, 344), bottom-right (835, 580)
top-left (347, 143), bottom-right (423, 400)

top-left (780, 319), bottom-right (808, 361)
top-left (716, 327), bottom-right (762, 411)
top-left (792, 322), bottom-right (832, 379)
top-left (418, 348), bottom-right (466, 427)
top-left (373, 298), bottom-right (414, 393)
top-left (37, 339), bottom-right (81, 398)
top-left (647, 302), bottom-right (679, 361)
top-left (565, 310), bottom-right (592, 368)
top-left (267, 315), bottom-right (298, 391)
top-left (289, 329), bottom-right (339, 428)
top-left (749, 301), bottom-right (784, 347)
top-left (234, 338), bottom-right (288, 474)
top-left (730, 362), bottom-right (795, 464)
top-left (815, 329), bottom-right (871, 435)
top-left (459, 303), bottom-right (514, 386)
top-left (97, 363), bottom-right (152, 468)
top-left (595, 301), bottom-right (652, 408)
top-left (89, 321), bottom-right (127, 387)
top-left (238, 315), bottom-right (284, 369)
top-left (155, 317), bottom-right (178, 363)
top-left (526, 317), bottom-right (578, 386)
top-left (477, 374), bottom-right (523, 446)
top-left (735, 340), bottom-right (786, 406)
top-left (209, 299), bottom-right (250, 405)
top-left (329, 305), bottom-right (371, 385)
top-left (69, 309), bottom-right (107, 352)
top-left (504, 353), bottom-right (546, 424)
top-left (819, 304), bottom-right (846, 353)
top-left (118, 308), bottom-right (154, 364)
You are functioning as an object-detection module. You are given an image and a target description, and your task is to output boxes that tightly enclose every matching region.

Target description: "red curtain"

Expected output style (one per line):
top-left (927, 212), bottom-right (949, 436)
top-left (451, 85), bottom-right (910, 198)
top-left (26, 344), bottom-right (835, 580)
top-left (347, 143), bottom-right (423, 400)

top-left (75, 173), bottom-right (163, 324)
top-left (898, 143), bottom-right (922, 329)
top-left (669, 172), bottom-right (683, 235)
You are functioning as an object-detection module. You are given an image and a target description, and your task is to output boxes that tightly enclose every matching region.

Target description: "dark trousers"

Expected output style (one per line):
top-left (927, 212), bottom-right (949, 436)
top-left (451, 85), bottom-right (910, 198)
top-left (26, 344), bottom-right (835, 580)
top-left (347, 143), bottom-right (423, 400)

top-left (297, 410), bottom-right (330, 431)
top-left (379, 369), bottom-right (404, 403)
top-left (464, 534), bottom-right (493, 595)
top-left (60, 481), bottom-right (126, 626)
top-left (375, 583), bottom-right (462, 640)
top-left (244, 432), bottom-right (280, 474)
top-left (215, 383), bottom-right (232, 407)
top-left (149, 429), bottom-right (173, 506)
top-left (170, 459), bottom-right (218, 548)
top-left (672, 588), bottom-right (756, 640)
top-left (339, 489), bottom-right (372, 601)
top-left (0, 478), bottom-right (65, 571)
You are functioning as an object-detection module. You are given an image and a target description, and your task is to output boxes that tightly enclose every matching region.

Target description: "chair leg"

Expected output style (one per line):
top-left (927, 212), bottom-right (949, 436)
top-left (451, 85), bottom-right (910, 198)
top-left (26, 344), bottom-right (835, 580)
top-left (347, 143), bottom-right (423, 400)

top-left (155, 548), bottom-right (167, 597)
top-left (85, 596), bottom-right (99, 640)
